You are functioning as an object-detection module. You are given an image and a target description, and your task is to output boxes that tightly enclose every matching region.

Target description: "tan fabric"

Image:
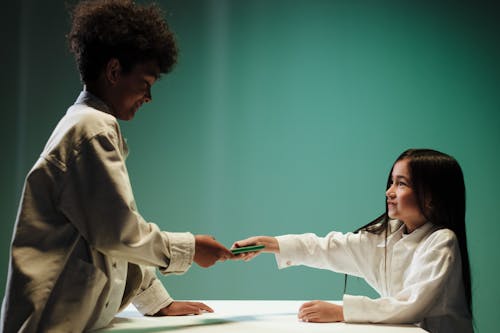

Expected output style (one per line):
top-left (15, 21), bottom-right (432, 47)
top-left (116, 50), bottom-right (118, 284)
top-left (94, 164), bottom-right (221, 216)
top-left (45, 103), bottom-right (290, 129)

top-left (1, 91), bottom-right (195, 332)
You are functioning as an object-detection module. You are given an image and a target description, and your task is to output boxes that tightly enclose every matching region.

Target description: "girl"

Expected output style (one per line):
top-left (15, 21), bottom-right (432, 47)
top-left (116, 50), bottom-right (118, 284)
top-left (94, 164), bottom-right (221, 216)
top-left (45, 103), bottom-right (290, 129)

top-left (234, 149), bottom-right (473, 333)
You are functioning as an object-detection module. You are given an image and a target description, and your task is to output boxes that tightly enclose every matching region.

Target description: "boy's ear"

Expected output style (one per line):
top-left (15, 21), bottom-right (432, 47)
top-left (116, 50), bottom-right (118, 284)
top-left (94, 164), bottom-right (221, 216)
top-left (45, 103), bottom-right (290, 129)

top-left (105, 58), bottom-right (122, 85)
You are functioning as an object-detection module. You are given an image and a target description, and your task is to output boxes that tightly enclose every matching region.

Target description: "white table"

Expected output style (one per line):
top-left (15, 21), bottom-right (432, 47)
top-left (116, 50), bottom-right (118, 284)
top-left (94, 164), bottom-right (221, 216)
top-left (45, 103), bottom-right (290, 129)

top-left (97, 300), bottom-right (427, 332)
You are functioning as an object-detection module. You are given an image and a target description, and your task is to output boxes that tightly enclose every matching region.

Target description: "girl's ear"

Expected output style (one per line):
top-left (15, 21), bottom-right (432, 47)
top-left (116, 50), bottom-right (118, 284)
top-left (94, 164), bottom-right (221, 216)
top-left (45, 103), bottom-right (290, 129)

top-left (105, 58), bottom-right (122, 85)
top-left (420, 190), bottom-right (433, 216)
top-left (424, 196), bottom-right (433, 216)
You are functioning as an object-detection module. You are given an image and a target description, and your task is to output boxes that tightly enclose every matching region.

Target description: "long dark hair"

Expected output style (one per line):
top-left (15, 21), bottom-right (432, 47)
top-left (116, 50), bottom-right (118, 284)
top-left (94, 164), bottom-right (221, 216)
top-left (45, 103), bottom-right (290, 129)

top-left (345, 149), bottom-right (472, 315)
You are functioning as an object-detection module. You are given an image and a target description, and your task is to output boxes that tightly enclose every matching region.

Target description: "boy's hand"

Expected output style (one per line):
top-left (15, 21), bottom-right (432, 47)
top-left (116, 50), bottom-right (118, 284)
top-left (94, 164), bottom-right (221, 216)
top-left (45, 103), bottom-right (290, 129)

top-left (193, 235), bottom-right (234, 267)
top-left (153, 301), bottom-right (214, 316)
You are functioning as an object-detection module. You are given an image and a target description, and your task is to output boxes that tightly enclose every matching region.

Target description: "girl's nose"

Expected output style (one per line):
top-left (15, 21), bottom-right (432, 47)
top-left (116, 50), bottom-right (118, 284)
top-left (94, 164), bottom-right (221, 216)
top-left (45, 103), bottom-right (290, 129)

top-left (386, 187), bottom-right (396, 198)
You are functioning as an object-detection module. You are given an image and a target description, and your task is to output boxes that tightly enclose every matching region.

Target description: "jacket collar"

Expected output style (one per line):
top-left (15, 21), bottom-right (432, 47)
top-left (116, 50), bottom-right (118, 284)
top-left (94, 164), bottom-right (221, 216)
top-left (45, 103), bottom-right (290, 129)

top-left (73, 90), bottom-right (115, 117)
top-left (71, 90), bottom-right (129, 158)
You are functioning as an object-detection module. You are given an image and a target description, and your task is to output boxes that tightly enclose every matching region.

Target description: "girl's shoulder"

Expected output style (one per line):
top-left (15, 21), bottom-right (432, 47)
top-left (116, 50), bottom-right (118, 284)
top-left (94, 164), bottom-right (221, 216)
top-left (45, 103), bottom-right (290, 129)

top-left (422, 227), bottom-right (459, 251)
top-left (428, 227), bottom-right (457, 240)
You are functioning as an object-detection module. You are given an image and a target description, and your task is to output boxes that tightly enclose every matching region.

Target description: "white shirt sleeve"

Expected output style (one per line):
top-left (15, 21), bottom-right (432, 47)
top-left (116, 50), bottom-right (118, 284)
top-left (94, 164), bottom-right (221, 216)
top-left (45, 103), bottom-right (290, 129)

top-left (343, 230), bottom-right (458, 324)
top-left (275, 231), bottom-right (383, 280)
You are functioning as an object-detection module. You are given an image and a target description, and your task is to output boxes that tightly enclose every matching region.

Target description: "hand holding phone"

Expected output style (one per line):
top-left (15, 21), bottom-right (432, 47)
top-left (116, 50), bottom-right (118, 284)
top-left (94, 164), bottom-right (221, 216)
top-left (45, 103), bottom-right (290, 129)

top-left (231, 236), bottom-right (279, 261)
top-left (230, 244), bottom-right (265, 254)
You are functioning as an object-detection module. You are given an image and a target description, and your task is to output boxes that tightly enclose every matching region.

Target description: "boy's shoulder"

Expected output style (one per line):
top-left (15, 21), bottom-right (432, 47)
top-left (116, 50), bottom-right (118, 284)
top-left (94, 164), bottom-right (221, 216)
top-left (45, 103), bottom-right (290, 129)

top-left (41, 104), bottom-right (122, 170)
top-left (64, 104), bottom-right (118, 137)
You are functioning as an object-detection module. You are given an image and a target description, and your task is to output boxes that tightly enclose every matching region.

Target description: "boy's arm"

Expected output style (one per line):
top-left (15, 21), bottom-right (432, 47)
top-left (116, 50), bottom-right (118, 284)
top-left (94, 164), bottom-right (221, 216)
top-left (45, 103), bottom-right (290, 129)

top-left (60, 130), bottom-right (196, 272)
top-left (132, 267), bottom-right (213, 316)
top-left (132, 266), bottom-right (172, 315)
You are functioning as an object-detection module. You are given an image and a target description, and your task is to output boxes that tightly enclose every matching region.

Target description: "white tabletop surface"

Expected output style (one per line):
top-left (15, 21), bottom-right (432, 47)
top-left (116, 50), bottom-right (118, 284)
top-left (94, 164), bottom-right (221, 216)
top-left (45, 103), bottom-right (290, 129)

top-left (97, 300), bottom-right (427, 332)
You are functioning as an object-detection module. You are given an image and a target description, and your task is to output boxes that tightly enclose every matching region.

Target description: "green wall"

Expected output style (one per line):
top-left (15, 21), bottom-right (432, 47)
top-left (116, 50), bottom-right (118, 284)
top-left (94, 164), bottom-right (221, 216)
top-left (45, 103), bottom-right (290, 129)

top-left (1, 1), bottom-right (499, 332)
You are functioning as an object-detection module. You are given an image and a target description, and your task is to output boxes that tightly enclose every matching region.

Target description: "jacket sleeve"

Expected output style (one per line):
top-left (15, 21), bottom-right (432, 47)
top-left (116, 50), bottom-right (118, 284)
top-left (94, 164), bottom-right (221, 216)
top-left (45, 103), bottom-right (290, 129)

top-left (58, 129), bottom-right (194, 274)
top-left (275, 231), bottom-right (383, 279)
top-left (343, 230), bottom-right (458, 324)
top-left (132, 267), bottom-right (174, 315)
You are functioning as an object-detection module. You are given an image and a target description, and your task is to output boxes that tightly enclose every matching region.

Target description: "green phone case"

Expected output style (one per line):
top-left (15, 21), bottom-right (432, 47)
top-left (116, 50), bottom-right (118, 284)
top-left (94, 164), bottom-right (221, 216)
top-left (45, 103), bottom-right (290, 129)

top-left (231, 244), bottom-right (265, 254)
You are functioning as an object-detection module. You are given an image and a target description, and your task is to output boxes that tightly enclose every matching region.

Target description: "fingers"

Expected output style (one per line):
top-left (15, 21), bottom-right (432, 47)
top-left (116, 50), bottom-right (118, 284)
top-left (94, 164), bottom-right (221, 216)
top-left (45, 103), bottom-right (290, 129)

top-left (219, 246), bottom-right (235, 260)
top-left (194, 235), bottom-right (236, 267)
top-left (232, 236), bottom-right (259, 248)
top-left (185, 302), bottom-right (214, 314)
top-left (179, 304), bottom-right (202, 316)
top-left (233, 236), bottom-right (278, 253)
top-left (237, 251), bottom-right (260, 261)
top-left (160, 301), bottom-right (214, 316)
top-left (212, 239), bottom-right (235, 263)
top-left (231, 236), bottom-right (278, 261)
top-left (196, 302), bottom-right (214, 313)
top-left (194, 235), bottom-right (277, 267)
top-left (298, 301), bottom-right (320, 322)
top-left (298, 301), bottom-right (344, 322)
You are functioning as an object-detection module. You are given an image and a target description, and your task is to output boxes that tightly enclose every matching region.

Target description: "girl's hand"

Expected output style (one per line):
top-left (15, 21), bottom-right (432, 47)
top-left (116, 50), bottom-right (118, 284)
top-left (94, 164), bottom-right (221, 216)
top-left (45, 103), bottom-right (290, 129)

top-left (153, 301), bottom-right (214, 316)
top-left (232, 236), bottom-right (279, 261)
top-left (298, 301), bottom-right (344, 323)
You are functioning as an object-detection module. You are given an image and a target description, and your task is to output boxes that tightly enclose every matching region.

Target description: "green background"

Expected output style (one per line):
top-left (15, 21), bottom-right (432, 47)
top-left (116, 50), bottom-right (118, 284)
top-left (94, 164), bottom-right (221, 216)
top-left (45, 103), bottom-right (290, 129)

top-left (1, 1), bottom-right (499, 332)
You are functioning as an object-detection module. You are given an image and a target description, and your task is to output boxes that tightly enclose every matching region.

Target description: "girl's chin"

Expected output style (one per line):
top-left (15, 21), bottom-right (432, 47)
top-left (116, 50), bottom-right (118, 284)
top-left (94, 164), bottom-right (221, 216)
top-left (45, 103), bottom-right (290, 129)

top-left (387, 211), bottom-right (396, 219)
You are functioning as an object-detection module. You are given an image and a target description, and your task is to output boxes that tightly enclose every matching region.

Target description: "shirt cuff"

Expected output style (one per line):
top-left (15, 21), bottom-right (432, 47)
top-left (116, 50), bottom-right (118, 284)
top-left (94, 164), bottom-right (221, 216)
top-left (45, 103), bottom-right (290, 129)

top-left (160, 232), bottom-right (195, 274)
top-left (132, 278), bottom-right (173, 315)
top-left (274, 235), bottom-right (300, 269)
top-left (343, 294), bottom-right (369, 323)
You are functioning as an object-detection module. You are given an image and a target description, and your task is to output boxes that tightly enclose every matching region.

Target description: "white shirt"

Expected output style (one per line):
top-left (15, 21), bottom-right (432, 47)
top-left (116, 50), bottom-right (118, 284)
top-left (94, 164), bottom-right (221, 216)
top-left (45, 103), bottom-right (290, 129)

top-left (275, 221), bottom-right (473, 333)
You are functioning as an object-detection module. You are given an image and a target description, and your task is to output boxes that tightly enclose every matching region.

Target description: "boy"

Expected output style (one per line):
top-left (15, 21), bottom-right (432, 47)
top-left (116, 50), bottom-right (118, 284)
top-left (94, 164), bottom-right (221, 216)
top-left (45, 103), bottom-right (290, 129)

top-left (1, 1), bottom-right (232, 331)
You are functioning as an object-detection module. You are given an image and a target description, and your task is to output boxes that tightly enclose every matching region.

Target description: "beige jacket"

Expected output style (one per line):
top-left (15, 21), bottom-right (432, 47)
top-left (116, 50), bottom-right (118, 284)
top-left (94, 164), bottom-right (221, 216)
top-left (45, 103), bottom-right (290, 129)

top-left (1, 91), bottom-right (195, 332)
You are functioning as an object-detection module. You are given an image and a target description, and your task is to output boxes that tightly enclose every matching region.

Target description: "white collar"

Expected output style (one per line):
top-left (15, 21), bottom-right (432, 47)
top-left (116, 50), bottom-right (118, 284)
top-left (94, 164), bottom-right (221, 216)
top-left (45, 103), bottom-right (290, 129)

top-left (377, 221), bottom-right (435, 248)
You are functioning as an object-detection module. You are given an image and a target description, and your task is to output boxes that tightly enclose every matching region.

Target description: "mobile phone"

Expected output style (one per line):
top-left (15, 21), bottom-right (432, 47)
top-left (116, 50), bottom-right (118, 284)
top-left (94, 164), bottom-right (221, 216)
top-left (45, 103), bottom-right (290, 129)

top-left (231, 244), bottom-right (265, 254)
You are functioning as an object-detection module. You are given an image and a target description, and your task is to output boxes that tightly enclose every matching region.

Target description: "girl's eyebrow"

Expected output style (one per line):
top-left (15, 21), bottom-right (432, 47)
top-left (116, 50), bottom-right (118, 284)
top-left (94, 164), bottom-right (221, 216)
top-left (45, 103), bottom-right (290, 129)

top-left (392, 175), bottom-right (410, 181)
top-left (392, 175), bottom-right (411, 182)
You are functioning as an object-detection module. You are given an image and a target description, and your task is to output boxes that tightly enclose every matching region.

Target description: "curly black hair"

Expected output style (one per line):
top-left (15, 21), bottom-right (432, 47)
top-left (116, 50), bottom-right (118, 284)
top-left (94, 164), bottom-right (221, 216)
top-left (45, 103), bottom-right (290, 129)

top-left (67, 0), bottom-right (178, 83)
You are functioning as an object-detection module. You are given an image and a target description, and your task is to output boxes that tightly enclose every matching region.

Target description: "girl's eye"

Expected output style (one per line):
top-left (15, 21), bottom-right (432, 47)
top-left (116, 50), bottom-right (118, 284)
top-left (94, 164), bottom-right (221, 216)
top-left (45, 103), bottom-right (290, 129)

top-left (398, 181), bottom-right (407, 187)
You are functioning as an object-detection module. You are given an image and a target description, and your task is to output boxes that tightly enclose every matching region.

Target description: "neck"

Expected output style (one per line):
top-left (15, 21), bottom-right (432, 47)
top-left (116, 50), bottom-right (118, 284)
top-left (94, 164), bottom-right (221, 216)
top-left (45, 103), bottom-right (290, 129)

top-left (84, 82), bottom-right (105, 101)
top-left (83, 81), bottom-right (115, 115)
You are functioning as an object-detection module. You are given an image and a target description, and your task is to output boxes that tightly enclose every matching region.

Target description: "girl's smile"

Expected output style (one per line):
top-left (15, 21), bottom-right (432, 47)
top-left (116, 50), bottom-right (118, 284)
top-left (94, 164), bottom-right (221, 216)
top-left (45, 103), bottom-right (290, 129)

top-left (386, 159), bottom-right (426, 233)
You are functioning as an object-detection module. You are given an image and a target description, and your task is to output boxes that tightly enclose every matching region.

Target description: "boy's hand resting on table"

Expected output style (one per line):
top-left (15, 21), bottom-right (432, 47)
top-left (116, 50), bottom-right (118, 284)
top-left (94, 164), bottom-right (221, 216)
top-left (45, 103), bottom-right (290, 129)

top-left (232, 236), bottom-right (279, 261)
top-left (153, 301), bottom-right (214, 316)
top-left (194, 235), bottom-right (234, 267)
top-left (298, 301), bottom-right (344, 323)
